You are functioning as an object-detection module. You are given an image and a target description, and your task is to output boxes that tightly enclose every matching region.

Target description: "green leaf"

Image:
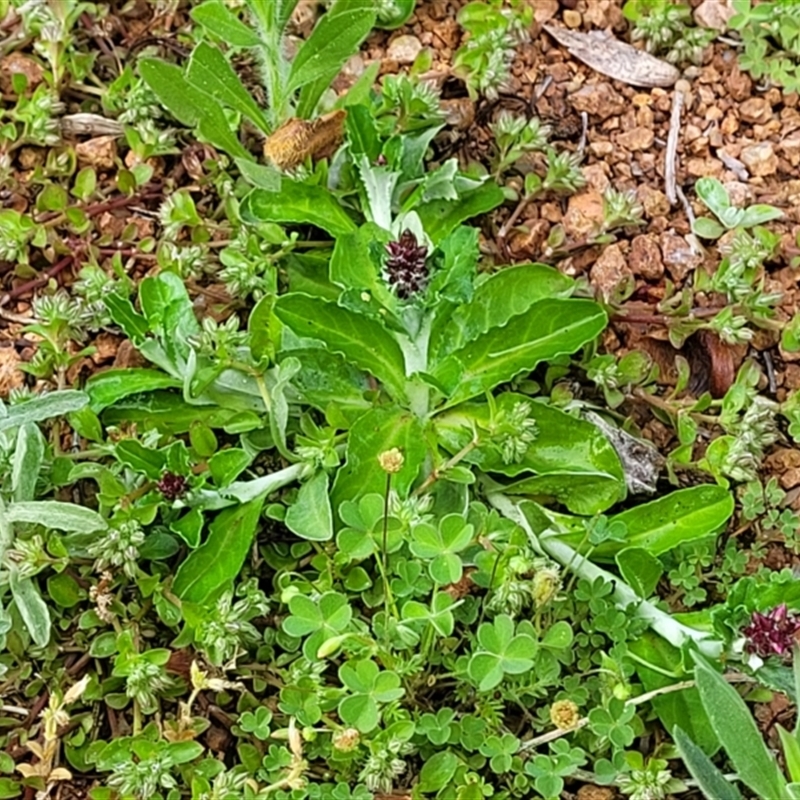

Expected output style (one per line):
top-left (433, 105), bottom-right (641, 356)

top-left (563, 485), bottom-right (734, 560)
top-left (208, 448), bottom-right (252, 487)
top-left (47, 573), bottom-right (85, 608)
top-left (630, 632), bottom-right (719, 755)
top-left (436, 393), bottom-right (624, 481)
top-left (417, 182), bottom-right (506, 245)
top-left (242, 183), bottom-right (357, 237)
top-left (332, 406), bottom-right (426, 511)
top-left (288, 4), bottom-right (376, 94)
top-left (345, 104), bottom-right (380, 162)
top-left (85, 369), bottom-right (181, 412)
top-left (190, 0), bottom-right (262, 47)
top-left (673, 726), bottom-right (743, 800)
top-left (693, 653), bottom-right (787, 800)
top-left (616, 547), bottom-right (663, 598)
top-left (0, 390), bottom-right (87, 432)
top-left (115, 440), bottom-right (165, 480)
top-left (435, 298), bottom-right (607, 406)
top-left (329, 223), bottom-right (393, 303)
top-left (418, 751), bottom-right (459, 792)
top-left (692, 216), bottom-right (726, 239)
top-left (139, 58), bottom-right (250, 159)
top-left (695, 177), bottom-right (730, 219)
top-left (431, 263), bottom-right (574, 360)
top-left (542, 620), bottom-right (573, 649)
top-left (7, 502), bottom-right (106, 532)
top-left (186, 42), bottom-right (270, 133)
top-left (12, 423), bottom-right (44, 503)
top-left (172, 498), bottom-right (264, 602)
top-left (9, 572), bottom-right (50, 647)
top-left (779, 725), bottom-right (800, 784)
top-left (104, 293), bottom-right (149, 344)
top-left (235, 158), bottom-right (281, 191)
top-left (274, 293), bottom-right (407, 401)
top-left (468, 614), bottom-right (537, 691)
top-left (286, 348), bottom-right (371, 418)
top-left (0, 778), bottom-right (22, 798)
top-left (285, 471), bottom-right (333, 541)
top-left (504, 471), bottom-right (623, 516)
top-left (739, 204), bottom-right (784, 227)
top-left (170, 508), bottom-right (204, 549)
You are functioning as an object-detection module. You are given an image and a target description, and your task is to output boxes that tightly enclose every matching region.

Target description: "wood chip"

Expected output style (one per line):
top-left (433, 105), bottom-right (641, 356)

top-left (543, 25), bottom-right (680, 88)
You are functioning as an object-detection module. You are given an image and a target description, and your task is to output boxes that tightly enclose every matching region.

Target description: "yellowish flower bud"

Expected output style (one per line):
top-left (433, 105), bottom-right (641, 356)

top-left (332, 728), bottom-right (361, 752)
top-left (550, 699), bottom-right (580, 730)
top-left (378, 448), bottom-right (404, 474)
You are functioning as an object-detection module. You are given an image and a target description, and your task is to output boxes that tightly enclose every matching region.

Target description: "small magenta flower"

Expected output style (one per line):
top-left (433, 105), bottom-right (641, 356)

top-left (742, 604), bottom-right (800, 659)
top-left (157, 472), bottom-right (188, 501)
top-left (384, 230), bottom-right (429, 299)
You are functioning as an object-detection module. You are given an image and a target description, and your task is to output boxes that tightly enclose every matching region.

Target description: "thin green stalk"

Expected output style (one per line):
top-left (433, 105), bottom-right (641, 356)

top-left (488, 493), bottom-right (723, 658)
top-left (382, 470), bottom-right (392, 620)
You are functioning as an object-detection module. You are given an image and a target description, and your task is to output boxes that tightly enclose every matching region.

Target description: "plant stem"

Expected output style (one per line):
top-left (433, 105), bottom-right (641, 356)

top-left (488, 493), bottom-right (723, 659)
top-left (381, 471), bottom-right (392, 620)
top-left (398, 309), bottom-right (432, 420)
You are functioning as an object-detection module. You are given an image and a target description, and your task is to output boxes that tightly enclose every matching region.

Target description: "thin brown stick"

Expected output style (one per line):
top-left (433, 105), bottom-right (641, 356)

top-left (0, 253), bottom-right (75, 306)
top-left (665, 88), bottom-right (684, 206)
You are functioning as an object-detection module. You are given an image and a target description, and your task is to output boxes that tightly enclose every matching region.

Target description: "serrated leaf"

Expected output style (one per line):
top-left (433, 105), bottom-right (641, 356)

top-left (172, 498), bottom-right (264, 602)
top-left (190, 1), bottom-right (261, 47)
top-left (274, 293), bottom-right (407, 401)
top-left (241, 184), bottom-right (357, 237)
top-left (288, 5), bottom-right (376, 94)
top-left (562, 484), bottom-right (734, 559)
top-left (186, 42), bottom-right (269, 133)
top-left (434, 298), bottom-right (607, 406)
top-left (431, 263), bottom-right (575, 360)
top-left (139, 58), bottom-right (250, 159)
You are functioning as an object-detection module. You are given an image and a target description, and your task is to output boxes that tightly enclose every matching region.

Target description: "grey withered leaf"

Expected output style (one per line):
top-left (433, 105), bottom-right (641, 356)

top-left (543, 25), bottom-right (680, 88)
top-left (584, 410), bottom-right (665, 495)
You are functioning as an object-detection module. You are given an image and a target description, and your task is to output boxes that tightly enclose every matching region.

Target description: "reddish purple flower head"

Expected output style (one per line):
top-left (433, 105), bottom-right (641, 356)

top-left (384, 230), bottom-right (429, 299)
top-left (157, 472), bottom-right (188, 501)
top-left (742, 604), bottom-right (800, 659)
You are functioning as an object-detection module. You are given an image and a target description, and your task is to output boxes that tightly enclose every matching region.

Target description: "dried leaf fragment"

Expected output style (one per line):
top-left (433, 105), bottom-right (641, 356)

top-left (263, 110), bottom-right (346, 170)
top-left (543, 25), bottom-right (680, 88)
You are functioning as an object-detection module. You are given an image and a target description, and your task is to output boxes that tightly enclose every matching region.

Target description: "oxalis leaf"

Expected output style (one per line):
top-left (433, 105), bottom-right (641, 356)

top-left (433, 297), bottom-right (607, 406)
top-left (173, 498), bottom-right (264, 603)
